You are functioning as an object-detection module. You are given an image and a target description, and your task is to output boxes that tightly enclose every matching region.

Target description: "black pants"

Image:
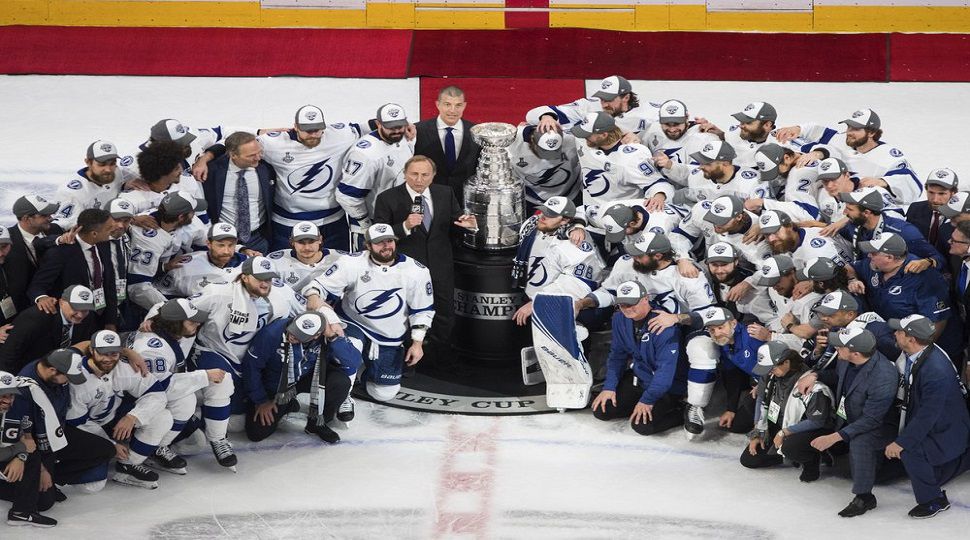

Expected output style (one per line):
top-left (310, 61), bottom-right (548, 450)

top-left (593, 371), bottom-right (685, 436)
top-left (54, 424), bottom-right (115, 485)
top-left (0, 452), bottom-right (54, 513)
top-left (727, 390), bottom-right (757, 435)
top-left (245, 364), bottom-right (352, 442)
top-left (780, 428), bottom-right (836, 468)
top-left (739, 425), bottom-right (784, 469)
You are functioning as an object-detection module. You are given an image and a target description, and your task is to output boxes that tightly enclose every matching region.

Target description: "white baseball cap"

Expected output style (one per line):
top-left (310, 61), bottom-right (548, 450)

top-left (295, 105), bottom-right (326, 131)
top-left (376, 103), bottom-right (409, 129)
top-left (150, 119), bottom-right (196, 146)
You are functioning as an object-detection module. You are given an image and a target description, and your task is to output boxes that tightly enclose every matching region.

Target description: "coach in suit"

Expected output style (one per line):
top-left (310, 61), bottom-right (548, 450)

top-left (0, 285), bottom-right (94, 374)
top-left (6, 195), bottom-right (65, 315)
top-left (906, 168), bottom-right (959, 266)
top-left (27, 208), bottom-right (118, 333)
top-left (413, 85), bottom-right (482, 201)
top-left (886, 315), bottom-right (970, 518)
top-left (201, 131), bottom-right (275, 254)
top-left (374, 155), bottom-right (477, 363)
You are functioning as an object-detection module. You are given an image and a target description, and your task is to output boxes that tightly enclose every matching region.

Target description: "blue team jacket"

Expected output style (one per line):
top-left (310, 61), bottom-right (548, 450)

top-left (604, 310), bottom-right (686, 404)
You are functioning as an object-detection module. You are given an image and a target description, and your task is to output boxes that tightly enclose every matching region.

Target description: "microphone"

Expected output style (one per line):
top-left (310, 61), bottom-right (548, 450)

top-left (411, 196), bottom-right (423, 215)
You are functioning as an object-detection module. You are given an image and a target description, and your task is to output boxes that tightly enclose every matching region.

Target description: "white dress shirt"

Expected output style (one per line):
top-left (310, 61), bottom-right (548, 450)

top-left (222, 160), bottom-right (265, 232)
top-left (436, 117), bottom-right (463, 156)
top-left (18, 224), bottom-right (42, 263)
top-left (402, 184), bottom-right (434, 236)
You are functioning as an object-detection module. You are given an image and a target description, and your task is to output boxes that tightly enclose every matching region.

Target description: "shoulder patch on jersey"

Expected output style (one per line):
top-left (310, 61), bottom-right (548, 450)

top-left (268, 250), bottom-right (285, 260)
top-left (622, 145), bottom-right (637, 154)
top-left (810, 238), bottom-right (826, 248)
top-left (700, 200), bottom-right (713, 210)
top-left (272, 277), bottom-right (285, 288)
top-left (356, 139), bottom-right (372, 149)
top-left (267, 131), bottom-right (282, 137)
top-left (120, 156), bottom-right (134, 167)
top-left (740, 170), bottom-right (758, 180)
top-left (691, 168), bottom-right (701, 175)
top-left (806, 160), bottom-right (819, 167)
top-left (620, 254), bottom-right (633, 261)
top-left (147, 338), bottom-right (163, 349)
top-left (350, 251), bottom-right (366, 258)
top-left (649, 226), bottom-right (665, 234)
top-left (67, 179), bottom-right (83, 190)
top-left (578, 241), bottom-right (594, 252)
top-left (331, 123), bottom-right (346, 130)
top-left (729, 125), bottom-right (739, 131)
top-left (142, 228), bottom-right (157, 238)
top-left (413, 259), bottom-right (427, 269)
top-left (889, 148), bottom-right (903, 157)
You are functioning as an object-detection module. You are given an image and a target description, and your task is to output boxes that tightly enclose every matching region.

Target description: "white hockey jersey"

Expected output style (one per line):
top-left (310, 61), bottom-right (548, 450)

top-left (519, 227), bottom-right (606, 300)
top-left (600, 143), bottom-right (676, 203)
top-left (306, 251), bottom-right (434, 346)
top-left (267, 248), bottom-right (344, 292)
top-left (156, 250), bottom-right (247, 298)
top-left (335, 131), bottom-right (414, 225)
top-left (672, 200), bottom-right (774, 267)
top-left (817, 184), bottom-right (900, 224)
top-left (786, 227), bottom-right (854, 270)
top-left (766, 288), bottom-right (823, 328)
top-left (592, 257), bottom-right (717, 314)
top-left (129, 330), bottom-right (196, 378)
top-left (683, 165), bottom-right (770, 204)
top-left (581, 199), bottom-right (685, 241)
top-left (575, 139), bottom-right (622, 207)
top-left (508, 125), bottom-right (581, 206)
top-left (642, 124), bottom-right (719, 186)
top-left (259, 125), bottom-right (363, 227)
top-left (53, 165), bottom-right (139, 228)
top-left (526, 98), bottom-right (657, 136)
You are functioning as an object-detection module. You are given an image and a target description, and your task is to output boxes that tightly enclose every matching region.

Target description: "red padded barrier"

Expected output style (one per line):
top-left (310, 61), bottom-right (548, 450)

top-left (890, 33), bottom-right (970, 82)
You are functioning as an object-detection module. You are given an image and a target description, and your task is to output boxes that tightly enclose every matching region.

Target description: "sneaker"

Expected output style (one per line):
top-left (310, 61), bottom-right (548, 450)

top-left (908, 492), bottom-right (950, 519)
top-left (146, 446), bottom-right (187, 475)
top-left (53, 486), bottom-right (67, 502)
top-left (113, 462), bottom-right (159, 490)
top-left (305, 421), bottom-right (341, 444)
top-left (210, 438), bottom-right (238, 472)
top-left (337, 397), bottom-right (355, 422)
top-left (684, 405), bottom-right (705, 437)
top-left (799, 460), bottom-right (820, 483)
top-left (284, 399), bottom-right (300, 416)
top-left (838, 494), bottom-right (877, 518)
top-left (7, 510), bottom-right (57, 528)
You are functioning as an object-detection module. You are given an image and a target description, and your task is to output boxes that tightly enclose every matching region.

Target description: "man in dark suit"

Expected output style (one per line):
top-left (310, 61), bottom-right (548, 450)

top-left (373, 156), bottom-right (478, 363)
top-left (6, 195), bottom-right (66, 316)
top-left (413, 86), bottom-right (482, 201)
top-left (0, 285), bottom-right (95, 374)
top-left (0, 228), bottom-right (14, 334)
top-left (947, 220), bottom-right (970, 382)
top-left (201, 131), bottom-right (275, 254)
top-left (886, 315), bottom-right (970, 519)
top-left (27, 209), bottom-right (117, 333)
top-left (906, 168), bottom-right (959, 263)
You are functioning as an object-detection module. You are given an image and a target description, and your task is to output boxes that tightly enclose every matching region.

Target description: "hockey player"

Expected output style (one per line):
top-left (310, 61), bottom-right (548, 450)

top-left (156, 222), bottom-right (248, 299)
top-left (646, 99), bottom-right (719, 187)
top-left (753, 255), bottom-right (823, 341)
top-left (527, 75), bottom-right (656, 136)
top-left (507, 123), bottom-right (580, 216)
top-left (302, 223), bottom-right (434, 402)
top-left (53, 140), bottom-right (139, 229)
top-left (758, 209), bottom-right (854, 270)
top-left (259, 104), bottom-right (363, 251)
top-left (119, 141), bottom-right (189, 215)
top-left (703, 242), bottom-right (782, 334)
top-left (267, 221), bottom-right (344, 292)
top-left (567, 112), bottom-right (626, 208)
top-left (744, 143), bottom-right (824, 219)
top-left (674, 141), bottom-right (769, 206)
top-left (695, 102), bottom-right (782, 167)
top-left (336, 103), bottom-right (415, 250)
top-left (578, 198), bottom-right (685, 264)
top-left (672, 195), bottom-right (773, 271)
top-left (812, 157), bottom-right (902, 228)
top-left (809, 290), bottom-right (899, 371)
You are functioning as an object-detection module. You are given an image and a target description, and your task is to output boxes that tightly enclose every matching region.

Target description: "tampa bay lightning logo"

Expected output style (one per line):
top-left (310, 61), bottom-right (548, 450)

top-left (354, 288), bottom-right (404, 320)
top-left (68, 179), bottom-right (83, 190)
top-left (222, 312), bottom-right (269, 345)
top-left (147, 338), bottom-right (163, 349)
top-left (527, 257), bottom-right (547, 287)
top-left (533, 164), bottom-right (573, 189)
top-left (582, 169), bottom-right (609, 198)
top-left (740, 170), bottom-right (758, 179)
top-left (810, 238), bottom-right (826, 248)
top-left (286, 158), bottom-right (335, 195)
top-left (652, 290), bottom-right (679, 313)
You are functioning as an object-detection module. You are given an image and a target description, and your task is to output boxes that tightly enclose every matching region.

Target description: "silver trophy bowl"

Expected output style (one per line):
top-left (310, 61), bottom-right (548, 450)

top-left (464, 122), bottom-right (525, 251)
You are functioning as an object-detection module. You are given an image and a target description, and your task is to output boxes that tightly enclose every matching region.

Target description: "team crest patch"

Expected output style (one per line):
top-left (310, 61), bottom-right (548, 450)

top-left (356, 140), bottom-right (371, 149)
top-left (68, 179), bottom-right (83, 190)
top-left (888, 286), bottom-right (902, 295)
top-left (810, 238), bottom-right (826, 248)
top-left (143, 229), bottom-right (157, 237)
top-left (147, 338), bottom-right (163, 349)
top-left (282, 152), bottom-right (294, 163)
top-left (740, 170), bottom-right (758, 179)
top-left (623, 145), bottom-right (637, 154)
top-left (331, 123), bottom-right (345, 129)
top-left (120, 156), bottom-right (133, 166)
top-left (889, 148), bottom-right (903, 158)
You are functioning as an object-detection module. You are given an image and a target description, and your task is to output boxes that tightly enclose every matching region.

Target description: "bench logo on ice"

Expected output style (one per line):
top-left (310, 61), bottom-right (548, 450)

top-left (287, 158), bottom-right (336, 194)
top-left (354, 288), bottom-right (404, 320)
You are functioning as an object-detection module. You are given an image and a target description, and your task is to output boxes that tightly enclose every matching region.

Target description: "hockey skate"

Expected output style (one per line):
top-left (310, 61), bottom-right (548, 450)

top-left (209, 438), bottom-right (238, 472)
top-left (305, 420), bottom-right (341, 444)
top-left (145, 446), bottom-right (188, 475)
top-left (113, 462), bottom-right (160, 490)
top-left (337, 397), bottom-right (355, 422)
top-left (684, 405), bottom-right (705, 440)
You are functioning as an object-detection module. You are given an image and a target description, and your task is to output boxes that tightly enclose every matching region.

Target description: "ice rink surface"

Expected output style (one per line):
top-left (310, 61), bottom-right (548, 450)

top-left (0, 75), bottom-right (968, 537)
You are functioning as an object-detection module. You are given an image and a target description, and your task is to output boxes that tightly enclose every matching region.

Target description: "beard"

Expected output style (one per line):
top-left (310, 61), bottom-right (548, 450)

top-left (370, 248), bottom-right (397, 264)
top-left (703, 167), bottom-right (725, 182)
top-left (711, 335), bottom-right (732, 346)
top-left (381, 130), bottom-right (405, 144)
top-left (632, 258), bottom-right (659, 274)
top-left (849, 213), bottom-right (868, 227)
top-left (769, 236), bottom-right (796, 254)
top-left (740, 124), bottom-right (769, 142)
top-left (846, 132), bottom-right (871, 150)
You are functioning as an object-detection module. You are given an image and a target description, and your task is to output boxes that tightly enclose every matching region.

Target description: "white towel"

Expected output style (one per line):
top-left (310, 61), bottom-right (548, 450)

top-left (17, 377), bottom-right (68, 452)
top-left (227, 282), bottom-right (258, 335)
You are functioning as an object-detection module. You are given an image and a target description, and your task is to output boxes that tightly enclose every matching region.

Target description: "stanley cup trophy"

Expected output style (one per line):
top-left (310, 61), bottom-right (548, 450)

top-left (463, 122), bottom-right (524, 250)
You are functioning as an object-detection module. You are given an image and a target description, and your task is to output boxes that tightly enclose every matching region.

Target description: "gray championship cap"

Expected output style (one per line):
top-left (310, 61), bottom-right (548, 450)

top-left (888, 314), bottom-right (937, 341)
top-left (107, 198), bottom-right (135, 219)
top-left (732, 102), bottom-right (778, 124)
top-left (159, 191), bottom-right (207, 218)
top-left (816, 157), bottom-right (848, 181)
top-left (625, 231), bottom-right (672, 256)
top-left (538, 196), bottom-right (577, 219)
top-left (46, 348), bottom-right (87, 384)
top-left (755, 341), bottom-right (794, 374)
top-left (754, 143), bottom-right (787, 182)
top-left (291, 221), bottom-right (321, 241)
top-left (938, 192), bottom-right (970, 219)
top-left (925, 168), bottom-right (960, 191)
top-left (208, 222), bottom-right (238, 241)
top-left (859, 232), bottom-right (907, 257)
top-left (592, 75), bottom-right (632, 101)
top-left (150, 119), bottom-right (196, 146)
top-left (295, 105), bottom-right (327, 131)
top-left (13, 194), bottom-right (59, 219)
top-left (841, 108), bottom-right (881, 130)
top-left (0, 227), bottom-right (11, 246)
top-left (241, 256), bottom-right (280, 281)
top-left (286, 312), bottom-right (326, 343)
top-left (0, 371), bottom-right (21, 397)
top-left (703, 195), bottom-right (745, 227)
top-left (601, 205), bottom-right (635, 243)
top-left (839, 187), bottom-right (885, 213)
top-left (533, 130), bottom-right (564, 161)
top-left (813, 290), bottom-right (859, 316)
top-left (658, 99), bottom-right (688, 123)
top-left (158, 298), bottom-right (209, 323)
top-left (570, 112), bottom-right (615, 139)
top-left (690, 140), bottom-right (737, 165)
top-left (701, 306), bottom-right (735, 327)
top-left (706, 241), bottom-right (738, 264)
top-left (755, 255), bottom-right (795, 287)
top-left (62, 284), bottom-right (96, 311)
top-left (91, 330), bottom-right (123, 354)
top-left (86, 140), bottom-right (119, 163)
top-left (796, 256), bottom-right (839, 282)
top-left (614, 280), bottom-right (648, 306)
top-left (758, 210), bottom-right (792, 235)
top-left (365, 223), bottom-right (397, 243)
top-left (376, 103), bottom-right (408, 129)
top-left (830, 327), bottom-right (877, 354)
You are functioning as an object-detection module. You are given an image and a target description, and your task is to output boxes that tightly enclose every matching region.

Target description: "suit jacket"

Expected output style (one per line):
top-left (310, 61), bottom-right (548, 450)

top-left (0, 306), bottom-right (89, 373)
top-left (26, 240), bottom-right (118, 326)
top-left (4, 224), bottom-right (63, 314)
top-left (818, 353), bottom-right (898, 444)
top-left (373, 183), bottom-right (463, 277)
top-left (413, 118), bottom-right (481, 201)
top-left (202, 153), bottom-right (276, 237)
top-left (897, 345), bottom-right (970, 465)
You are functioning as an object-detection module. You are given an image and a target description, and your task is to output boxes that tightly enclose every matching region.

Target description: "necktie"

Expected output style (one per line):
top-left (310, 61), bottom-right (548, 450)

top-left (60, 324), bottom-right (72, 348)
top-left (89, 246), bottom-right (103, 289)
top-left (444, 127), bottom-right (457, 170)
top-left (928, 211), bottom-right (940, 245)
top-left (959, 262), bottom-right (969, 296)
top-left (420, 195), bottom-right (432, 232)
top-left (235, 170), bottom-right (251, 243)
